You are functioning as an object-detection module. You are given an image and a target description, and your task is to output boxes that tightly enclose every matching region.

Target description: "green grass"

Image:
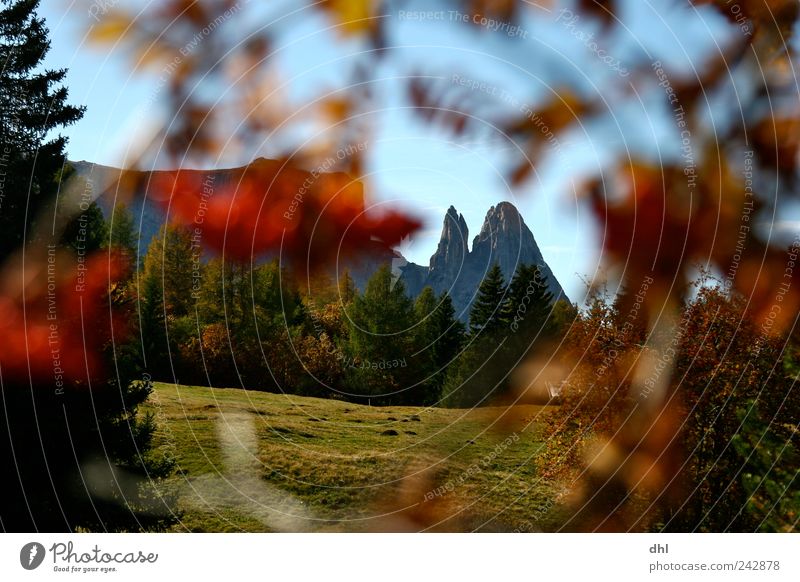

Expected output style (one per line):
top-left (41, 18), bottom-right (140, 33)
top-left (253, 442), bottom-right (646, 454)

top-left (141, 382), bottom-right (562, 532)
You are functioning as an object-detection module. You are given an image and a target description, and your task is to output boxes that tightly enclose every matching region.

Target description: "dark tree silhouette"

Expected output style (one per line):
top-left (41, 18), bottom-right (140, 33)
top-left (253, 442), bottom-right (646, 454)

top-left (469, 263), bottom-right (508, 336)
top-left (0, 0), bottom-right (84, 258)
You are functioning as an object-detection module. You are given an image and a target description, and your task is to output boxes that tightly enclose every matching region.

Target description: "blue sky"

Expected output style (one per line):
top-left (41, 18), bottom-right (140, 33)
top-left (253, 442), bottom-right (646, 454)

top-left (40, 0), bottom-right (741, 301)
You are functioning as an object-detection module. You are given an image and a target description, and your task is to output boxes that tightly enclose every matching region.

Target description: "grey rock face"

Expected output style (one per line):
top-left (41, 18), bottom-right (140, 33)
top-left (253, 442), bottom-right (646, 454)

top-left (400, 202), bottom-right (566, 320)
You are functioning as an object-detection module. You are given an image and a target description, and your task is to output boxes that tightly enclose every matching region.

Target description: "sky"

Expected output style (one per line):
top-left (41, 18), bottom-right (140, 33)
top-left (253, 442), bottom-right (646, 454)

top-left (39, 0), bottom-right (742, 302)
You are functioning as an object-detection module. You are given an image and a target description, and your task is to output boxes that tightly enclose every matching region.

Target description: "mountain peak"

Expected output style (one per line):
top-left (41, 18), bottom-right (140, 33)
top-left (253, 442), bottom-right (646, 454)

top-left (482, 201), bottom-right (522, 230)
top-left (401, 202), bottom-right (566, 320)
top-left (493, 200), bottom-right (520, 214)
top-left (428, 205), bottom-right (470, 282)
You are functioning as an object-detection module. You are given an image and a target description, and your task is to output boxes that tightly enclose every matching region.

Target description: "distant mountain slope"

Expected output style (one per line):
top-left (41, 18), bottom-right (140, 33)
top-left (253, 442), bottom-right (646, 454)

top-left (398, 202), bottom-right (567, 320)
top-left (69, 162), bottom-right (565, 315)
top-left (68, 159), bottom-right (397, 290)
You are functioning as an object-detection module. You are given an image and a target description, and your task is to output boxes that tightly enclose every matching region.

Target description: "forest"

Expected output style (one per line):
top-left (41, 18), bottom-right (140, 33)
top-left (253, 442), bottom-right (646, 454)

top-left (75, 207), bottom-right (572, 408)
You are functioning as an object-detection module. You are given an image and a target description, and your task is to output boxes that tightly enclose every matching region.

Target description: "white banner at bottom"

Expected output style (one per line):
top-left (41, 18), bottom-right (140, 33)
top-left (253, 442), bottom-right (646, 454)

top-left (0, 534), bottom-right (797, 581)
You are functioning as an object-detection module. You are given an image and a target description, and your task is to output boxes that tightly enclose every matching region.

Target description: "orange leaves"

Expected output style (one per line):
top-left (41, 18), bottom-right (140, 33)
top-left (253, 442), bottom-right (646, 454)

top-left (87, 11), bottom-right (131, 45)
top-left (587, 155), bottom-right (800, 335)
top-left (508, 89), bottom-right (586, 138)
top-left (0, 251), bottom-right (128, 386)
top-left (589, 162), bottom-right (696, 281)
top-left (318, 0), bottom-right (377, 36)
top-left (152, 158), bottom-right (421, 268)
top-left (505, 89), bottom-right (587, 185)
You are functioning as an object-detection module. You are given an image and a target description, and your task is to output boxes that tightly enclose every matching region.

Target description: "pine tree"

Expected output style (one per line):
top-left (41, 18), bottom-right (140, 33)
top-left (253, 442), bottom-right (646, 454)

top-left (140, 224), bottom-right (195, 318)
top-left (139, 262), bottom-right (169, 376)
top-left (503, 264), bottom-right (555, 338)
top-left (60, 201), bottom-right (108, 253)
top-left (0, 0), bottom-right (84, 258)
top-left (413, 290), bottom-right (467, 402)
top-left (338, 269), bottom-right (356, 305)
top-left (346, 265), bottom-right (415, 402)
top-left (414, 286), bottom-right (439, 350)
top-left (412, 286), bottom-right (439, 400)
top-left (469, 263), bottom-right (508, 336)
top-left (107, 202), bottom-right (138, 261)
top-left (434, 291), bottom-right (466, 368)
top-left (0, 1), bottom-right (172, 532)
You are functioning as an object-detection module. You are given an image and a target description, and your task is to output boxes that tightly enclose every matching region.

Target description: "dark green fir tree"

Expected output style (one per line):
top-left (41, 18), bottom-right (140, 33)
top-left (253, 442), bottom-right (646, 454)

top-left (0, 0), bottom-right (85, 259)
top-left (469, 263), bottom-right (508, 336)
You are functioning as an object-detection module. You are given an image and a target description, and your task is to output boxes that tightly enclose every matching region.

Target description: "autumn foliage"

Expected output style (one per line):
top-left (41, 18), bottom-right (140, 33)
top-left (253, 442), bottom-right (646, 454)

top-left (152, 159), bottom-right (420, 266)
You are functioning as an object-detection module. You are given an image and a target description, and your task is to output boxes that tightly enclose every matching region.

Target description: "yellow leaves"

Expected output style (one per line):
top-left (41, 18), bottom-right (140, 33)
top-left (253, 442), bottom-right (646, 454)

top-left (86, 10), bottom-right (180, 73)
top-left (87, 12), bottom-right (130, 45)
top-left (321, 0), bottom-right (376, 36)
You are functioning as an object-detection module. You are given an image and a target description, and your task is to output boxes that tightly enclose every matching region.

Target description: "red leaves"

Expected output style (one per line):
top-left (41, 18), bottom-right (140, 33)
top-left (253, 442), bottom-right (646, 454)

top-left (589, 162), bottom-right (695, 281)
top-left (153, 158), bottom-right (421, 268)
top-left (0, 251), bottom-right (128, 386)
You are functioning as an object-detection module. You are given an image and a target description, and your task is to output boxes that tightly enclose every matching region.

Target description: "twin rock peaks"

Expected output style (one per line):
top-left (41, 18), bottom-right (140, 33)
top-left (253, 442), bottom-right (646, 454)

top-left (398, 201), bottom-right (566, 319)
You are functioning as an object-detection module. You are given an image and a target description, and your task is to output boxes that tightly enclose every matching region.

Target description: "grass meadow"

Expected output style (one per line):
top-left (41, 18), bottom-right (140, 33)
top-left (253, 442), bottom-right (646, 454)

top-left (142, 382), bottom-right (563, 532)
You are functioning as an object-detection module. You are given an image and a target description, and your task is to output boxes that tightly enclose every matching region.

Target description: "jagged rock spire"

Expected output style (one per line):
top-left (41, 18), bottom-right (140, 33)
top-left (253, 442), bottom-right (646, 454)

top-left (429, 205), bottom-right (469, 284)
top-left (401, 201), bottom-right (566, 321)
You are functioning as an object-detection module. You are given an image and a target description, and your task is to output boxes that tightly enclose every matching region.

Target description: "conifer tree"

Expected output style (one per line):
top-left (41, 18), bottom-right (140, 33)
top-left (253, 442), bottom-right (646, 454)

top-left (0, 1), bottom-right (172, 532)
top-left (469, 263), bottom-right (508, 336)
top-left (503, 264), bottom-right (554, 338)
top-left (0, 0), bottom-right (85, 258)
top-left (108, 203), bottom-right (138, 261)
top-left (60, 201), bottom-right (108, 253)
top-left (140, 224), bottom-right (195, 318)
top-left (414, 286), bottom-right (439, 350)
top-left (138, 224), bottom-right (195, 378)
top-left (434, 291), bottom-right (466, 368)
top-left (338, 269), bottom-right (356, 305)
top-left (346, 265), bottom-right (415, 402)
top-left (412, 286), bottom-right (439, 399)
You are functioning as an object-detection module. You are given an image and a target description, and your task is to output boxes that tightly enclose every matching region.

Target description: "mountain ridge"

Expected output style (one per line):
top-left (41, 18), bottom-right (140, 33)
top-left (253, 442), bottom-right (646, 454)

top-left (68, 161), bottom-right (566, 318)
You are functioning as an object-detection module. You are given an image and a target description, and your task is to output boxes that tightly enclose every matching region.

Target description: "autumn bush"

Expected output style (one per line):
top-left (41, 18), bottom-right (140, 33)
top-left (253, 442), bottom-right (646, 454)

top-left (538, 280), bottom-right (799, 531)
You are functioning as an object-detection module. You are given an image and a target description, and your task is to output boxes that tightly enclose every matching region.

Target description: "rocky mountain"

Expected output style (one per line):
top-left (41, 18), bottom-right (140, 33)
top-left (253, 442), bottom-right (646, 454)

top-left (68, 161), bottom-right (565, 316)
top-left (398, 202), bottom-right (566, 320)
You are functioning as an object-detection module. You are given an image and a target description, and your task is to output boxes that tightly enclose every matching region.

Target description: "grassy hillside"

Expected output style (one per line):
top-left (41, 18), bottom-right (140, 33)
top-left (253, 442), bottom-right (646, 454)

top-left (142, 382), bottom-right (563, 532)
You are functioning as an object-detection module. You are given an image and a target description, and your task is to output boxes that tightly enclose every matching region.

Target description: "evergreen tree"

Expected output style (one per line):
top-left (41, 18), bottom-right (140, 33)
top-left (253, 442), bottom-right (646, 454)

top-left (107, 202), bottom-right (138, 261)
top-left (0, 1), bottom-right (172, 532)
top-left (140, 224), bottom-right (195, 318)
top-left (411, 287), bottom-right (439, 401)
top-left (434, 291), bottom-right (466, 368)
top-left (469, 263), bottom-right (508, 336)
top-left (440, 334), bottom-right (508, 408)
top-left (550, 298), bottom-right (578, 338)
top-left (196, 258), bottom-right (226, 322)
top-left (338, 269), bottom-right (356, 305)
top-left (139, 262), bottom-right (170, 377)
top-left (413, 289), bottom-right (467, 401)
top-left (60, 201), bottom-right (107, 253)
top-left (414, 286), bottom-right (439, 350)
top-left (346, 265), bottom-right (415, 403)
top-left (0, 0), bottom-right (84, 258)
top-left (503, 264), bottom-right (555, 341)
